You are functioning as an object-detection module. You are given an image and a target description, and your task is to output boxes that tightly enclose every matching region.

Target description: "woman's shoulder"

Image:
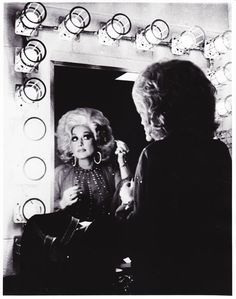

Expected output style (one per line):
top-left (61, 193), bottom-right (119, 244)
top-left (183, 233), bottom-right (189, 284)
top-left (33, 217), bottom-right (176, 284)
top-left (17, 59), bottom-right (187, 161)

top-left (55, 163), bottom-right (73, 176)
top-left (210, 138), bottom-right (231, 156)
top-left (211, 138), bottom-right (229, 148)
top-left (141, 139), bottom-right (166, 156)
top-left (143, 137), bottom-right (231, 160)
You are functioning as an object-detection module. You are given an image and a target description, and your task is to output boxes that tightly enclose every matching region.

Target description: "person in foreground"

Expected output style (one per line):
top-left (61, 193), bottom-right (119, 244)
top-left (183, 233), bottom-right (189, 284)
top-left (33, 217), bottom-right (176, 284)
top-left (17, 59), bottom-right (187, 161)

top-left (119, 59), bottom-right (232, 295)
top-left (20, 107), bottom-right (131, 294)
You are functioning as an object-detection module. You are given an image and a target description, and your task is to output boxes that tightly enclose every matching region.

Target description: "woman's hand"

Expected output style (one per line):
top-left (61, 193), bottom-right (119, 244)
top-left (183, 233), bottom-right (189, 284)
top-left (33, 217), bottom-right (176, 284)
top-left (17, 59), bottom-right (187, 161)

top-left (119, 179), bottom-right (134, 204)
top-left (115, 180), bottom-right (134, 220)
top-left (60, 186), bottom-right (82, 209)
top-left (115, 140), bottom-right (129, 167)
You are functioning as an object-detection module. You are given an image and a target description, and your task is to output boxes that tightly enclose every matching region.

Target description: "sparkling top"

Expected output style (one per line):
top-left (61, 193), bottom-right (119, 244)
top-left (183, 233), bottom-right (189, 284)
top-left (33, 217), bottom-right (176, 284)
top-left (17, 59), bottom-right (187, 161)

top-left (54, 163), bottom-right (121, 221)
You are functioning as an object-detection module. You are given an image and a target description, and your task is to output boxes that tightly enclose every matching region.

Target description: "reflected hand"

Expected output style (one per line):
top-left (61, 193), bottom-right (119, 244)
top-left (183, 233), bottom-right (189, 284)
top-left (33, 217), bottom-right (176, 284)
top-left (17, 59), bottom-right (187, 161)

top-left (60, 186), bottom-right (83, 209)
top-left (115, 140), bottom-right (129, 166)
top-left (119, 179), bottom-right (134, 204)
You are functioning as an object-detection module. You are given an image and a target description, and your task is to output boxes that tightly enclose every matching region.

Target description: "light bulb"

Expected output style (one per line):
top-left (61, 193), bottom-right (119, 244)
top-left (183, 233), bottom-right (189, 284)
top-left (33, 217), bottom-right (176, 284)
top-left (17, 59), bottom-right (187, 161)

top-left (18, 78), bottom-right (46, 103)
top-left (58, 6), bottom-right (90, 40)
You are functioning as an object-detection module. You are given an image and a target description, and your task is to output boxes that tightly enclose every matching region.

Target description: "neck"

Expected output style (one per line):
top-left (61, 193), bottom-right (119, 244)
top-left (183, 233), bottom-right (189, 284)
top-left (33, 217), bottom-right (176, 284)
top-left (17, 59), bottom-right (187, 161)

top-left (78, 158), bottom-right (94, 170)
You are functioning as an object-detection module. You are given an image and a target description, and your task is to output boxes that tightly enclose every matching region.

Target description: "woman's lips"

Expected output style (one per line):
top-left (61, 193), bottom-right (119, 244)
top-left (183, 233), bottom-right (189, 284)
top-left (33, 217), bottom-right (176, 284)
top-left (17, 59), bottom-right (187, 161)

top-left (78, 148), bottom-right (86, 152)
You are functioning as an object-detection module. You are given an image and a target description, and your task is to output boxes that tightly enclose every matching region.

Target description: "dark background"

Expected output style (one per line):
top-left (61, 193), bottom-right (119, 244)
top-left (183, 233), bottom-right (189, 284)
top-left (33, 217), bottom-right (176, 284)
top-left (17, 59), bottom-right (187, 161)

top-left (53, 63), bottom-right (147, 174)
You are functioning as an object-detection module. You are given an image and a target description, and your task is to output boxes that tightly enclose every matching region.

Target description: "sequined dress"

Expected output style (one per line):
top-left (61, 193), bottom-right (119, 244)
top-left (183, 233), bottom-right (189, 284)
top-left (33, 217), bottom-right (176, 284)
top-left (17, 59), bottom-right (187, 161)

top-left (54, 163), bottom-right (121, 221)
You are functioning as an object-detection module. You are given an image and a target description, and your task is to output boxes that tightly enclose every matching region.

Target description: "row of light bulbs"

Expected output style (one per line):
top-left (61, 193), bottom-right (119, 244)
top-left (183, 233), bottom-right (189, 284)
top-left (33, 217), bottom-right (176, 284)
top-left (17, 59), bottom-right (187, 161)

top-left (15, 2), bottom-right (232, 118)
top-left (13, 3), bottom-right (49, 222)
top-left (15, 3), bottom-right (232, 53)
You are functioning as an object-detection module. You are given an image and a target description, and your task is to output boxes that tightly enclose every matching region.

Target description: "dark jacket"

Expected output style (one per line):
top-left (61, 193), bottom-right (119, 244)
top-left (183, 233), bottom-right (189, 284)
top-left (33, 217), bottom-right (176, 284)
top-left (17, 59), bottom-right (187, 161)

top-left (129, 134), bottom-right (232, 295)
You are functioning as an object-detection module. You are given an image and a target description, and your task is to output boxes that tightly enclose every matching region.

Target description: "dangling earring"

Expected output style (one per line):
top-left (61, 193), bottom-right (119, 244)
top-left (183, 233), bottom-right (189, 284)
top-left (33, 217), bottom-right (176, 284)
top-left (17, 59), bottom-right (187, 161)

top-left (93, 151), bottom-right (102, 164)
top-left (72, 155), bottom-right (77, 167)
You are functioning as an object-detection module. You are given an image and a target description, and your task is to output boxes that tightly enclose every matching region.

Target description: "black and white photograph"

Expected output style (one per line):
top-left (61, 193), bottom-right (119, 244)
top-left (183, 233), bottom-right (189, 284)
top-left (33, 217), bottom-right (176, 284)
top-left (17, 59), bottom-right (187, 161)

top-left (2, 1), bottom-right (233, 295)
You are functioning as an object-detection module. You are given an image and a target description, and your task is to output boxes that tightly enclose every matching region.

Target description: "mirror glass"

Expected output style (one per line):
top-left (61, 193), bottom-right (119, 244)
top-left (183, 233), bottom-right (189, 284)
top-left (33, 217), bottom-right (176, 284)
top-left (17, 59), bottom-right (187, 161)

top-left (53, 63), bottom-right (147, 173)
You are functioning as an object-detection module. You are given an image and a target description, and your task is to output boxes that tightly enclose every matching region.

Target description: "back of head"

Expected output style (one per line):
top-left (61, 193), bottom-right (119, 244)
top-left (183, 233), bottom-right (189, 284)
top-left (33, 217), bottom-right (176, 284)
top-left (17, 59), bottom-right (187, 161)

top-left (132, 59), bottom-right (218, 140)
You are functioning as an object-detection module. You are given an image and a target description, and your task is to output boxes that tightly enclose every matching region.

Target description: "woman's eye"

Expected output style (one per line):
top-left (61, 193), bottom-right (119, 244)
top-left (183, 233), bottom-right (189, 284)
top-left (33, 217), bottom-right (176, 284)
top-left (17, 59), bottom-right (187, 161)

top-left (71, 136), bottom-right (78, 142)
top-left (83, 134), bottom-right (92, 140)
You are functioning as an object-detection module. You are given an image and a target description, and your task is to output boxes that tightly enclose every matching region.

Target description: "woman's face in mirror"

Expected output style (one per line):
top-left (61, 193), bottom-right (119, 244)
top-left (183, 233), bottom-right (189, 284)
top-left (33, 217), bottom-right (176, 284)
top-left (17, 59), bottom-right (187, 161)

top-left (70, 125), bottom-right (95, 160)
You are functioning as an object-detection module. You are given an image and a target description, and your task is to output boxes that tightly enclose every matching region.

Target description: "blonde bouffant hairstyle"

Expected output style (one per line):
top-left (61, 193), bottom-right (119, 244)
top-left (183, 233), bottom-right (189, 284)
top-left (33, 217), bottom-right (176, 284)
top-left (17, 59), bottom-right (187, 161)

top-left (56, 107), bottom-right (115, 163)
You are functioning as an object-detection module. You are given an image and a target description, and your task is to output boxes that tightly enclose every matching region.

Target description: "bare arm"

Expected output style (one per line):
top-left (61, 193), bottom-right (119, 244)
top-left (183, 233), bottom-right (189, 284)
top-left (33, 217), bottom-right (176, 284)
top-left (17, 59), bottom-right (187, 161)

top-left (115, 140), bottom-right (132, 180)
